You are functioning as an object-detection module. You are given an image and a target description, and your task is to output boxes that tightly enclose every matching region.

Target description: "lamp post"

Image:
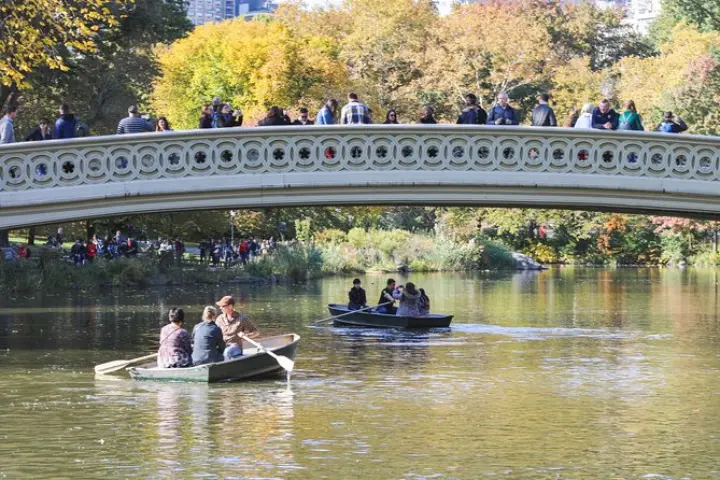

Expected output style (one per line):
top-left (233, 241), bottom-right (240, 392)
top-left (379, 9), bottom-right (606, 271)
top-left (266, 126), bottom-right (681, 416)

top-left (230, 210), bottom-right (237, 246)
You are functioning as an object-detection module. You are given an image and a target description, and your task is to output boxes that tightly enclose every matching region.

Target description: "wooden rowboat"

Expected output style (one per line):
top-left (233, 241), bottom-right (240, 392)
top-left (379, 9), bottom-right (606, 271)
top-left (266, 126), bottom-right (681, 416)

top-left (327, 304), bottom-right (453, 329)
top-left (127, 334), bottom-right (300, 383)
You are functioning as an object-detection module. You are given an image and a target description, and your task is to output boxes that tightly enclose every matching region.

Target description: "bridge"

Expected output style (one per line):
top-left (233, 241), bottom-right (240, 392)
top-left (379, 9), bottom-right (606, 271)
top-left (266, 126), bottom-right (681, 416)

top-left (0, 125), bottom-right (718, 229)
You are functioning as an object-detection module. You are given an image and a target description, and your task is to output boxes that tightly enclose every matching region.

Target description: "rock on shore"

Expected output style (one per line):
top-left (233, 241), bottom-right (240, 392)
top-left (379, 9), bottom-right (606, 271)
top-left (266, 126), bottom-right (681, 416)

top-left (512, 252), bottom-right (547, 270)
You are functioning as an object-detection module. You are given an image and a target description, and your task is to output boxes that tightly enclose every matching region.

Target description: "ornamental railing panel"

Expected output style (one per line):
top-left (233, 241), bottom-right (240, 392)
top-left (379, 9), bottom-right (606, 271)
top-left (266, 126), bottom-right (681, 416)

top-left (0, 125), bottom-right (718, 192)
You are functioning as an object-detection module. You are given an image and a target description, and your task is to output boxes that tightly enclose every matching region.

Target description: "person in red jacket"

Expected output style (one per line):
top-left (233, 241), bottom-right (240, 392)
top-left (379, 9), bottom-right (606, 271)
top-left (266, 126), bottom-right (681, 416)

top-left (17, 244), bottom-right (29, 259)
top-left (86, 240), bottom-right (97, 263)
top-left (239, 240), bottom-right (249, 264)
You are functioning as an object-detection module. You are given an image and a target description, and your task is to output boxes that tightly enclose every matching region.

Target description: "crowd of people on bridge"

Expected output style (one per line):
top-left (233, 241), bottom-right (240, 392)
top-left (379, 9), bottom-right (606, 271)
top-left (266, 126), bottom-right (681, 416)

top-left (0, 91), bottom-right (693, 146)
top-left (348, 278), bottom-right (431, 317)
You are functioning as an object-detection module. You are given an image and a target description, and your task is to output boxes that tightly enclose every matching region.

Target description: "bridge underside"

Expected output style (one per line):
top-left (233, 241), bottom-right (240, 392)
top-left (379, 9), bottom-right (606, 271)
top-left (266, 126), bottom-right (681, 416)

top-left (2, 171), bottom-right (719, 229)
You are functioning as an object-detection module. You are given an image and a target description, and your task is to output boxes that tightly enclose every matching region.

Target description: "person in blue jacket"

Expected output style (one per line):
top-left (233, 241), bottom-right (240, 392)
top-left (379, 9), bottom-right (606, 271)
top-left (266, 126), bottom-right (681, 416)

top-left (54, 104), bottom-right (77, 139)
top-left (487, 91), bottom-right (520, 126)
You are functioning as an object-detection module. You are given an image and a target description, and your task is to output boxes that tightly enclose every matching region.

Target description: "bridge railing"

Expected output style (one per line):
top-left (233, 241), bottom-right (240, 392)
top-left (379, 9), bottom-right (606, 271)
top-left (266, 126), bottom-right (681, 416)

top-left (0, 125), bottom-right (718, 192)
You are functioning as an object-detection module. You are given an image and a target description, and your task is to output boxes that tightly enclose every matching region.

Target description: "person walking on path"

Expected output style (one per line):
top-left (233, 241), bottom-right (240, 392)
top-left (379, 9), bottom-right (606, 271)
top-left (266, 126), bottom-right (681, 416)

top-left (531, 94), bottom-right (558, 127)
top-left (0, 106), bottom-right (17, 144)
top-left (116, 105), bottom-right (153, 134)
top-left (340, 93), bottom-right (372, 125)
top-left (618, 100), bottom-right (644, 131)
top-left (487, 91), bottom-right (520, 126)
top-left (456, 93), bottom-right (487, 125)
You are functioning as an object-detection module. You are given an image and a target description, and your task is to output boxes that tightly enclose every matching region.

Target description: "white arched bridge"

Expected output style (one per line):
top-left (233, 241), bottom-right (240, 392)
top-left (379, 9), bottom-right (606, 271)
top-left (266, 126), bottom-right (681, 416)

top-left (0, 125), bottom-right (719, 229)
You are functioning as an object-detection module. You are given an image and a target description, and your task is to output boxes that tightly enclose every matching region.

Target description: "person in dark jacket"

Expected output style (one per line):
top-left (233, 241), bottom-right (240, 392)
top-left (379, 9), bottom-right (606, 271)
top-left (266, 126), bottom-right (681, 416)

top-left (258, 106), bottom-right (289, 126)
top-left (531, 94), bottom-right (557, 127)
top-left (199, 104), bottom-right (213, 129)
top-left (215, 104), bottom-right (233, 128)
top-left (348, 278), bottom-right (368, 310)
top-left (591, 99), bottom-right (619, 130)
top-left (419, 105), bottom-right (437, 124)
top-left (54, 104), bottom-right (77, 139)
top-left (24, 118), bottom-right (52, 141)
top-left (292, 108), bottom-right (313, 125)
top-left (192, 306), bottom-right (225, 366)
top-left (457, 93), bottom-right (487, 125)
top-left (383, 109), bottom-right (399, 124)
top-left (656, 111), bottom-right (688, 133)
top-left (487, 91), bottom-right (520, 125)
top-left (376, 278), bottom-right (398, 315)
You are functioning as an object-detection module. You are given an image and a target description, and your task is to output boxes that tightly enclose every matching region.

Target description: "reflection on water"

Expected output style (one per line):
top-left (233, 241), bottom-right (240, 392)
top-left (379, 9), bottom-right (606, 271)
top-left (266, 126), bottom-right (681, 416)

top-left (0, 268), bottom-right (719, 479)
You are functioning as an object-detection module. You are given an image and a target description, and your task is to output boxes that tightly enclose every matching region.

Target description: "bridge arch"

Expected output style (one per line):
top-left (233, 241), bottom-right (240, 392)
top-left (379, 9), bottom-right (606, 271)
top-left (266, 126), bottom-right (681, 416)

top-left (0, 125), bottom-right (718, 229)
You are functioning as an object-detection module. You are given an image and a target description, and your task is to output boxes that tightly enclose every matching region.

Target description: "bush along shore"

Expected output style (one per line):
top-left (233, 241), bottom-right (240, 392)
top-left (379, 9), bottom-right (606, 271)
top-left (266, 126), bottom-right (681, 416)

top-left (0, 230), bottom-right (522, 293)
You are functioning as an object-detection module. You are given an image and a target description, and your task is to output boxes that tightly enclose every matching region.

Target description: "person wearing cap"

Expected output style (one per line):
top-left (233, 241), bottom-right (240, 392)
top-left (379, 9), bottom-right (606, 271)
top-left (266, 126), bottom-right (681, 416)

top-left (292, 108), bottom-right (314, 126)
top-left (158, 308), bottom-right (193, 368)
top-left (376, 278), bottom-right (398, 315)
top-left (215, 296), bottom-right (259, 361)
top-left (116, 105), bottom-right (153, 134)
top-left (192, 306), bottom-right (225, 365)
top-left (348, 278), bottom-right (367, 310)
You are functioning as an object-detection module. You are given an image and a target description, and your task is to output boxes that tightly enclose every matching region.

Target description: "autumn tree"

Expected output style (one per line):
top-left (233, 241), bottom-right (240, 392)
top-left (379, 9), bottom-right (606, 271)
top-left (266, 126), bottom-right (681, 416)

top-left (152, 19), bottom-right (348, 128)
top-left (665, 0), bottom-right (720, 32)
top-left (0, 0), bottom-right (134, 109)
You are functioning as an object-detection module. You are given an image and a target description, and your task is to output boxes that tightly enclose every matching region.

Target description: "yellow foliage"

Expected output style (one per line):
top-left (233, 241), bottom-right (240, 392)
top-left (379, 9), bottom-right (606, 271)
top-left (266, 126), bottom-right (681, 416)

top-left (0, 0), bottom-right (133, 87)
top-left (152, 19), bottom-right (349, 128)
top-left (551, 58), bottom-right (605, 122)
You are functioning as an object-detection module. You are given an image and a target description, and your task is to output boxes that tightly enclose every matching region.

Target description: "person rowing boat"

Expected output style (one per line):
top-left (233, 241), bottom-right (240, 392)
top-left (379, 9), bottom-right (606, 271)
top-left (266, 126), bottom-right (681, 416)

top-left (215, 295), bottom-right (259, 361)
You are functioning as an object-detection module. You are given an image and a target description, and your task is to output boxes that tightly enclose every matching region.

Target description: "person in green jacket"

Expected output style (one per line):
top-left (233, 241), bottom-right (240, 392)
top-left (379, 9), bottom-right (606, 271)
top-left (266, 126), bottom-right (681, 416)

top-left (618, 100), bottom-right (644, 131)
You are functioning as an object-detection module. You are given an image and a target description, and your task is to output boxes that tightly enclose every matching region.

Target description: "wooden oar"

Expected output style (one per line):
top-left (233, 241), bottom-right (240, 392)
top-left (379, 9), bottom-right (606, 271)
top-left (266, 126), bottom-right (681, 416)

top-left (312, 302), bottom-right (391, 325)
top-left (242, 337), bottom-right (294, 373)
top-left (94, 353), bottom-right (158, 375)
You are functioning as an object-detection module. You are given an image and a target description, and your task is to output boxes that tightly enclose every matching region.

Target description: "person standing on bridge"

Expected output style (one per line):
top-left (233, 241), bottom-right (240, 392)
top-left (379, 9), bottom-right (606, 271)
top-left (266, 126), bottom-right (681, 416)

top-left (199, 104), bottom-right (213, 129)
top-left (383, 109), bottom-right (399, 124)
top-left (487, 91), bottom-right (520, 126)
top-left (573, 103), bottom-right (595, 129)
top-left (341, 93), bottom-right (372, 125)
top-left (116, 105), bottom-right (153, 134)
top-left (24, 118), bottom-right (52, 141)
top-left (419, 105), bottom-right (437, 124)
top-left (531, 94), bottom-right (558, 127)
top-left (0, 106), bottom-right (17, 144)
top-left (54, 104), bottom-right (77, 140)
top-left (316, 99), bottom-right (338, 125)
top-left (656, 111), bottom-right (688, 134)
top-left (292, 108), bottom-right (314, 126)
top-left (591, 99), bottom-right (619, 130)
top-left (456, 93), bottom-right (487, 125)
top-left (618, 100), bottom-right (644, 131)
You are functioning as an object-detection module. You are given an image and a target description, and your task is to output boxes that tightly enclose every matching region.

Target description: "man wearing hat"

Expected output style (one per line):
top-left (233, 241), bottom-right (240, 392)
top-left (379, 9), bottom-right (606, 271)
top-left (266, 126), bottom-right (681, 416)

top-left (215, 295), bottom-right (259, 361)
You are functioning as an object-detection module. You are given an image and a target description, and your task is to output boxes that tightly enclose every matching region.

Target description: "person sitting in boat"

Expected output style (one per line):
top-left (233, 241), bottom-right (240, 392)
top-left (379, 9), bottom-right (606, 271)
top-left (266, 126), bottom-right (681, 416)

top-left (419, 288), bottom-right (431, 316)
top-left (348, 278), bottom-right (367, 310)
top-left (215, 295), bottom-right (259, 361)
top-left (192, 306), bottom-right (225, 366)
top-left (393, 282), bottom-right (423, 316)
top-left (376, 278), bottom-right (398, 314)
top-left (158, 308), bottom-right (193, 368)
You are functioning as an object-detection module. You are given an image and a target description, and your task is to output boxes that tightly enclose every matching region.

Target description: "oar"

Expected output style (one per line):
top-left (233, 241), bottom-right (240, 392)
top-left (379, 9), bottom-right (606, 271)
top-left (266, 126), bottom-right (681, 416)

top-left (312, 302), bottom-right (391, 325)
top-left (242, 337), bottom-right (294, 373)
top-left (94, 353), bottom-right (158, 375)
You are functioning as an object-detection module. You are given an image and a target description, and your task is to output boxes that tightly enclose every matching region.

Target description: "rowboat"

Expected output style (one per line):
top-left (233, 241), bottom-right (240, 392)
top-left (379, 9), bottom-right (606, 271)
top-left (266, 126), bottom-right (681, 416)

top-left (327, 304), bottom-right (453, 328)
top-left (127, 334), bottom-right (300, 383)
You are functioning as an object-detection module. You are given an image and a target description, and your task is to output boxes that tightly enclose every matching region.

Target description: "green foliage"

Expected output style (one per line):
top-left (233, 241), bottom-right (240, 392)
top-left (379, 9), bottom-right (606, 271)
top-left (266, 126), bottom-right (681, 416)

top-left (665, 0), bottom-right (720, 32)
top-left (294, 219), bottom-right (313, 244)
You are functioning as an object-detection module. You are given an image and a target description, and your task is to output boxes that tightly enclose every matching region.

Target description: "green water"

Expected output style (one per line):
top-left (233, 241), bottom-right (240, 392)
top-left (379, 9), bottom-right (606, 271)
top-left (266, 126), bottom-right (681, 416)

top-left (0, 268), bottom-right (718, 479)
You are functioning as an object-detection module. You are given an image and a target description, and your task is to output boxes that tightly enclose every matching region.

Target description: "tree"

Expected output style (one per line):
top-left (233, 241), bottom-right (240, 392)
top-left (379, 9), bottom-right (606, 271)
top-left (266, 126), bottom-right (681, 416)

top-left (665, 0), bottom-right (720, 32)
top-left (0, 0), bottom-right (134, 109)
top-left (15, 0), bottom-right (191, 135)
top-left (152, 19), bottom-right (348, 128)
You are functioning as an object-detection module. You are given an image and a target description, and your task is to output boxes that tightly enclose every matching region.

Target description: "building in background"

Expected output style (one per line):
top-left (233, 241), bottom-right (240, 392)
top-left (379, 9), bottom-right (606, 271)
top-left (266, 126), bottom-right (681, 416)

top-left (187, 0), bottom-right (277, 26)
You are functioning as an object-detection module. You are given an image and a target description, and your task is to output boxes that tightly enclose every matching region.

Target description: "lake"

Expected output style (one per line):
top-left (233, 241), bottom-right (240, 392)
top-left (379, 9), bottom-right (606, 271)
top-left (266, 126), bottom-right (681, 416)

top-left (1, 268), bottom-right (718, 479)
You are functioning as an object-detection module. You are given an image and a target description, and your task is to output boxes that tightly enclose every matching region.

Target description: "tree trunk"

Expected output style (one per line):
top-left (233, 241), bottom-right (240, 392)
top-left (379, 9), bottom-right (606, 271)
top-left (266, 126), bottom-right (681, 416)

top-left (0, 230), bottom-right (9, 248)
top-left (86, 220), bottom-right (95, 241)
top-left (714, 229), bottom-right (718, 253)
top-left (28, 227), bottom-right (36, 245)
